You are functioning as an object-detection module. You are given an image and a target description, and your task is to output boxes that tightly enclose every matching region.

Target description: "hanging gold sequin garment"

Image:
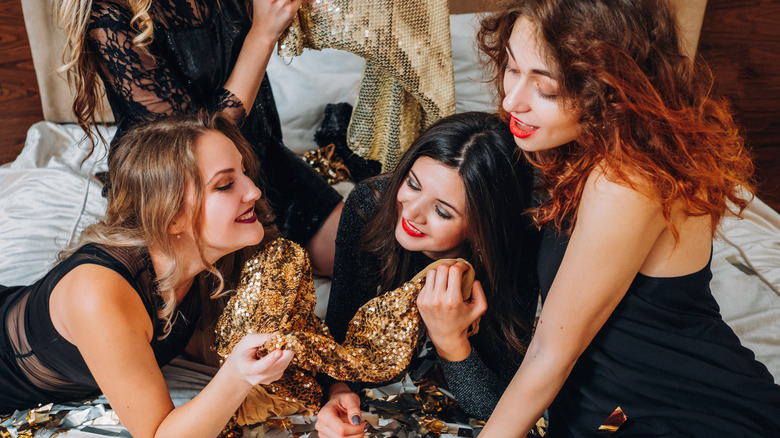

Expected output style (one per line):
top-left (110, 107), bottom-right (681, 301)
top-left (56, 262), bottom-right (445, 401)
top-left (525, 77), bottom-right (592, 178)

top-left (214, 239), bottom-right (474, 425)
top-left (279, 0), bottom-right (456, 172)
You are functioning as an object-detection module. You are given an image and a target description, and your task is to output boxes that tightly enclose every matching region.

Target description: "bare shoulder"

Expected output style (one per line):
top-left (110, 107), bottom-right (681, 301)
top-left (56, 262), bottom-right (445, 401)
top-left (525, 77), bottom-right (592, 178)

top-left (50, 263), bottom-right (153, 345)
top-left (581, 166), bottom-right (711, 276)
top-left (579, 166), bottom-right (664, 223)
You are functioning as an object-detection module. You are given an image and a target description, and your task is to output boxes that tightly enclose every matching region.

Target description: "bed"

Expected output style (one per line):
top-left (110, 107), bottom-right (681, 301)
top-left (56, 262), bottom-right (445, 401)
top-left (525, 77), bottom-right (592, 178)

top-left (2, 0), bottom-right (779, 436)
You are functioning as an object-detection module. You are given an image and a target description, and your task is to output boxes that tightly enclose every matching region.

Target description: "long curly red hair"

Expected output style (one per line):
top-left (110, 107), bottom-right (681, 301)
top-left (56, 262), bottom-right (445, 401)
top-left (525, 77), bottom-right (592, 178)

top-left (478, 0), bottom-right (754, 237)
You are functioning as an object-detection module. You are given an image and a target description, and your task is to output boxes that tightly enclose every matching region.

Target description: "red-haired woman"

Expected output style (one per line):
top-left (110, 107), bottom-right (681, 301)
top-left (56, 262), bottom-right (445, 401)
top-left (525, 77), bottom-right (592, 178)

top-left (472, 0), bottom-right (780, 437)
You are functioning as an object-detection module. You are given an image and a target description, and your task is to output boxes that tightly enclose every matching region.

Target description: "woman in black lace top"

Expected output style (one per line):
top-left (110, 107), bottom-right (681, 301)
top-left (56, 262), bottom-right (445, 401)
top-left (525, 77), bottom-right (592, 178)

top-left (58, 0), bottom-right (343, 275)
top-left (317, 112), bottom-right (541, 436)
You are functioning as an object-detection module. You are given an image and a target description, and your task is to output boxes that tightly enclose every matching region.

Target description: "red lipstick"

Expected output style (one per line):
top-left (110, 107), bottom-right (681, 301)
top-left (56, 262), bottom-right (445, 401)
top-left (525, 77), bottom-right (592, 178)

top-left (509, 116), bottom-right (538, 139)
top-left (235, 207), bottom-right (257, 223)
top-left (401, 218), bottom-right (426, 237)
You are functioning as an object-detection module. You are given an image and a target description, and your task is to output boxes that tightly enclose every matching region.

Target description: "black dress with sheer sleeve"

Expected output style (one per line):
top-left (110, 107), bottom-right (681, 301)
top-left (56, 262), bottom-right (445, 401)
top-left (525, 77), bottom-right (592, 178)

top-left (86, 0), bottom-right (342, 244)
top-left (0, 243), bottom-right (201, 414)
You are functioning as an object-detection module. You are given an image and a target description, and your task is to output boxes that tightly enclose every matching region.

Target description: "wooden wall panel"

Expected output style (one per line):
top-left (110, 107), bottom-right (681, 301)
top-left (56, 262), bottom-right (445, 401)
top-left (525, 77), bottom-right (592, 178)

top-left (699, 0), bottom-right (780, 211)
top-left (0, 0), bottom-right (42, 164)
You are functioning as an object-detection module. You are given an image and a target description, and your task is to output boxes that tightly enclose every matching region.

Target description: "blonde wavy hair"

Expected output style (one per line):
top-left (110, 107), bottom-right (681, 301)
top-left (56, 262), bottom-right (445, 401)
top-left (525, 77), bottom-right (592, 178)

top-left (61, 111), bottom-right (276, 338)
top-left (57, 0), bottom-right (155, 149)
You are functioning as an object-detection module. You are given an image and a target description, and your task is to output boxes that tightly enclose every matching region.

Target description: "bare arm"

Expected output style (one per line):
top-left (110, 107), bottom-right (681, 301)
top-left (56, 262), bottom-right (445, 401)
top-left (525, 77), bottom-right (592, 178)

top-left (88, 0), bottom-right (301, 124)
top-left (50, 265), bottom-right (293, 438)
top-left (479, 171), bottom-right (669, 437)
top-left (222, 0), bottom-right (302, 118)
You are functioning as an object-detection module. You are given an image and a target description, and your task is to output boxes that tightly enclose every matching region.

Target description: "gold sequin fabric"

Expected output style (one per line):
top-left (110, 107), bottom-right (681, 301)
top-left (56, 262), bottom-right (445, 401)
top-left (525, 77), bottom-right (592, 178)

top-left (279, 0), bottom-right (456, 172)
top-left (302, 143), bottom-right (352, 184)
top-left (214, 239), bottom-right (475, 425)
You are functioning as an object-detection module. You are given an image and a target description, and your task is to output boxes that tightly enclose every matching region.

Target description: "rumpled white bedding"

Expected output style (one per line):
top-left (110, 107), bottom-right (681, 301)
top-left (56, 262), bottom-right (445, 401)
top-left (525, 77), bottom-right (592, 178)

top-left (712, 198), bottom-right (780, 380)
top-left (0, 123), bottom-right (112, 285)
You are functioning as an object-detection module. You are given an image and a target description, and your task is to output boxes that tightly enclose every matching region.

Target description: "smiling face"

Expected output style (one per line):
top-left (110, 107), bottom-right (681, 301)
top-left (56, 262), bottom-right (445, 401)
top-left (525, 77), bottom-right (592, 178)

top-left (188, 130), bottom-right (264, 261)
top-left (503, 16), bottom-right (581, 152)
top-left (394, 156), bottom-right (468, 260)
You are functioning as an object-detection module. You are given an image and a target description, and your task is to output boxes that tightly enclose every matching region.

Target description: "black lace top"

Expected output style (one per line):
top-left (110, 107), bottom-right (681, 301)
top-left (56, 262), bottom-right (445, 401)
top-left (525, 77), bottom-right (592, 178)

top-left (0, 244), bottom-right (200, 414)
top-left (86, 0), bottom-right (341, 243)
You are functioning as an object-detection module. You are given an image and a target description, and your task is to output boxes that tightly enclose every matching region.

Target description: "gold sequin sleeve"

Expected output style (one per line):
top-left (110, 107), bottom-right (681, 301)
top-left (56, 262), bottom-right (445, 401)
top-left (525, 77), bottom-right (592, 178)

top-left (214, 238), bottom-right (474, 425)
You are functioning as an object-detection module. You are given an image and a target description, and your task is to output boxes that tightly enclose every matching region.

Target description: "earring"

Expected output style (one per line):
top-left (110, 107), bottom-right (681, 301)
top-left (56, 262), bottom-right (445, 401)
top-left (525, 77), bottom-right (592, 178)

top-left (176, 234), bottom-right (181, 240)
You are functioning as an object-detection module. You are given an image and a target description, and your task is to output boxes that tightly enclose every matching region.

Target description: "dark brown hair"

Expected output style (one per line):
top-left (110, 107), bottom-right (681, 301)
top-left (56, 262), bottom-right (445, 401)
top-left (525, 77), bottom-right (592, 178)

top-left (362, 111), bottom-right (539, 355)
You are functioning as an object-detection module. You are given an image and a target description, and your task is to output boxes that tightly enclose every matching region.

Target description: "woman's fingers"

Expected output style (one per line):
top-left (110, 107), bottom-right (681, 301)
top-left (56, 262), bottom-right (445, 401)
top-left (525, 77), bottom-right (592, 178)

top-left (340, 391), bottom-right (363, 426)
top-left (251, 349), bottom-right (294, 384)
top-left (238, 332), bottom-right (274, 346)
top-left (420, 260), bottom-right (475, 308)
top-left (445, 263), bottom-right (465, 299)
top-left (468, 280), bottom-right (488, 316)
top-left (314, 392), bottom-right (366, 438)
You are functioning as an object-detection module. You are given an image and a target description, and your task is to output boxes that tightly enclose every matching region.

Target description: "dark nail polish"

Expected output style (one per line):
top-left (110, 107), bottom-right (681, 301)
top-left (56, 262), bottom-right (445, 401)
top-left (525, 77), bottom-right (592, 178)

top-left (351, 415), bottom-right (360, 425)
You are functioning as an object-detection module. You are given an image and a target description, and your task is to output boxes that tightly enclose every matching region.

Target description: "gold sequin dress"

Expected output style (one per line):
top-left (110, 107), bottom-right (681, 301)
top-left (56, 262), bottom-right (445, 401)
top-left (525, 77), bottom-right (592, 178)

top-left (214, 238), bottom-right (473, 425)
top-left (278, 0), bottom-right (456, 172)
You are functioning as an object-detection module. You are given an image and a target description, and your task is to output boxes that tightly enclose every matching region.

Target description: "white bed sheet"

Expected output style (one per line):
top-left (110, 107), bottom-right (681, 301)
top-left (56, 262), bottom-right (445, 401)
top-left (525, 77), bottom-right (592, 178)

top-left (711, 197), bottom-right (780, 381)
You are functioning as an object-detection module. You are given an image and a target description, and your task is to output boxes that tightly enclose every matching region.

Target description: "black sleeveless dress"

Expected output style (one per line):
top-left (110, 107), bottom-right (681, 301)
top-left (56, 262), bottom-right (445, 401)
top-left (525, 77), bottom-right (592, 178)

top-left (538, 227), bottom-right (780, 437)
top-left (87, 0), bottom-right (342, 243)
top-left (0, 244), bottom-right (200, 414)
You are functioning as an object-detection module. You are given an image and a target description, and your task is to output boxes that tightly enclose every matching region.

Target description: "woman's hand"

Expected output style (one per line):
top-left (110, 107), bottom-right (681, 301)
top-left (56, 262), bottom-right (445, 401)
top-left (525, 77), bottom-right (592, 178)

top-left (314, 383), bottom-right (366, 438)
top-left (223, 333), bottom-right (294, 386)
top-left (250, 0), bottom-right (303, 44)
top-left (417, 260), bottom-right (487, 361)
top-left (226, 0), bottom-right (302, 114)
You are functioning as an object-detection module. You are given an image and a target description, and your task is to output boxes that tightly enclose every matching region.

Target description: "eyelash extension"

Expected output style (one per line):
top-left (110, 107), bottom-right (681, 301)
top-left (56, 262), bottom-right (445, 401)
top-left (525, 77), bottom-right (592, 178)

top-left (215, 181), bottom-right (234, 191)
top-left (536, 87), bottom-right (558, 100)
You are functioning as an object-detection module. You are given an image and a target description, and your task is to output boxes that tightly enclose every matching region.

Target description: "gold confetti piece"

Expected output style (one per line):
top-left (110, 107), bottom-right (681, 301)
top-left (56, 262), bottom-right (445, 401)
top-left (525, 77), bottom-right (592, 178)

top-left (533, 416), bottom-right (547, 437)
top-left (598, 406), bottom-right (627, 432)
top-left (303, 144), bottom-right (353, 185)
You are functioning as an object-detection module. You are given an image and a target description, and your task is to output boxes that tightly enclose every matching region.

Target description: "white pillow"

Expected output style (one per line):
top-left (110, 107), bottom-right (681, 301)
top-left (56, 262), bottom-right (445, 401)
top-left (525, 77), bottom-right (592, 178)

top-left (267, 48), bottom-right (365, 154)
top-left (0, 122), bottom-right (111, 286)
top-left (450, 13), bottom-right (495, 113)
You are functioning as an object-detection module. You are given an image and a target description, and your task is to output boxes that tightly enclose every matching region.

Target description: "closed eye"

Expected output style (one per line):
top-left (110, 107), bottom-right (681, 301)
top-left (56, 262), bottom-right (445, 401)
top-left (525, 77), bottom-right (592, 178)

top-left (215, 181), bottom-right (234, 191)
top-left (435, 205), bottom-right (453, 220)
top-left (406, 175), bottom-right (421, 191)
top-left (536, 87), bottom-right (558, 100)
